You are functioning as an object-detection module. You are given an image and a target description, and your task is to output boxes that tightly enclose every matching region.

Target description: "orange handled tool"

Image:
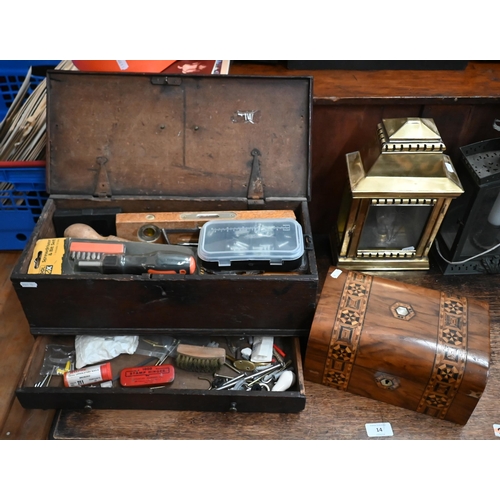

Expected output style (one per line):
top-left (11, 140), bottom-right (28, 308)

top-left (76, 250), bottom-right (197, 275)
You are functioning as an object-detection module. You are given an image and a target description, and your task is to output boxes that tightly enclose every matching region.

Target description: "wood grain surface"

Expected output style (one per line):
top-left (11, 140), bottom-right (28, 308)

top-left (0, 251), bottom-right (55, 440)
top-left (48, 379), bottom-right (500, 440)
top-left (304, 268), bottom-right (490, 426)
top-left (230, 61), bottom-right (500, 103)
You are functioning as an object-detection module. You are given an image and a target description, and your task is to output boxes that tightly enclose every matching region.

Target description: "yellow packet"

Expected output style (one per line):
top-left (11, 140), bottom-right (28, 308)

top-left (28, 238), bottom-right (67, 274)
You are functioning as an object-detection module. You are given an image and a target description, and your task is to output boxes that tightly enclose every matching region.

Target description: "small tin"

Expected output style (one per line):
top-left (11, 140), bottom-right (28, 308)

top-left (120, 365), bottom-right (175, 387)
top-left (197, 218), bottom-right (305, 271)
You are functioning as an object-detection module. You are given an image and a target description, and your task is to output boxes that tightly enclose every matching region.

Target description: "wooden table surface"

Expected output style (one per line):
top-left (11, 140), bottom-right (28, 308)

top-left (46, 238), bottom-right (500, 440)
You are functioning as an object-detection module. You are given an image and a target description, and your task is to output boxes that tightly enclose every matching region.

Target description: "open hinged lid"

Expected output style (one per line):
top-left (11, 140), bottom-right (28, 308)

top-left (46, 71), bottom-right (312, 203)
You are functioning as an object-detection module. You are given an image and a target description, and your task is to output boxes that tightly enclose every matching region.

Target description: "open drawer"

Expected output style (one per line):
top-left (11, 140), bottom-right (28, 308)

top-left (16, 334), bottom-right (306, 413)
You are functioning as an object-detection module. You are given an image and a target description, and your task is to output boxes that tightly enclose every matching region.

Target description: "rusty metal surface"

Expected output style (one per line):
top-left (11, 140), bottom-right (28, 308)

top-left (47, 72), bottom-right (311, 200)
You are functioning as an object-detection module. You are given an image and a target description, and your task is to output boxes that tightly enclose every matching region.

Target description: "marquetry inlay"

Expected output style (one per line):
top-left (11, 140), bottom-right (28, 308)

top-left (322, 272), bottom-right (372, 390)
top-left (416, 293), bottom-right (468, 419)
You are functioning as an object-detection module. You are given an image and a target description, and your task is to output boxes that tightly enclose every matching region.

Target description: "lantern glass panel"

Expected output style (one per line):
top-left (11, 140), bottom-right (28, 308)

top-left (358, 204), bottom-right (433, 250)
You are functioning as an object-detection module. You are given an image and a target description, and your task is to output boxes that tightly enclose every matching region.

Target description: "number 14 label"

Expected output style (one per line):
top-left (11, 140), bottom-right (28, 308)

top-left (365, 422), bottom-right (394, 437)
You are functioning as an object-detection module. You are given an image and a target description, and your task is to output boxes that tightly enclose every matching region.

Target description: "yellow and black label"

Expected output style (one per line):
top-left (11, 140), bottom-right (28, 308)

top-left (28, 238), bottom-right (67, 275)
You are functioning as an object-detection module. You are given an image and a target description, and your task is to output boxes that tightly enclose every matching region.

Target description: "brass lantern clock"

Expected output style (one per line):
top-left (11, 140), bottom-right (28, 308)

top-left (334, 117), bottom-right (464, 270)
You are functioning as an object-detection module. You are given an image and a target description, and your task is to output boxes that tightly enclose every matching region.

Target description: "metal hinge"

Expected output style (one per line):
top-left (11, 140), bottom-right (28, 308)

top-left (247, 148), bottom-right (264, 207)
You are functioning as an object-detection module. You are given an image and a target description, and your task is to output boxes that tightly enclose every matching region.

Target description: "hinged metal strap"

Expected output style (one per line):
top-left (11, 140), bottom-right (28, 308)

top-left (247, 148), bottom-right (264, 207)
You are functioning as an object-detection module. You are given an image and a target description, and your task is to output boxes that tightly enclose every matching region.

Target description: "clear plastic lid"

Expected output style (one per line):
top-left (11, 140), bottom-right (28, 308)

top-left (197, 218), bottom-right (304, 267)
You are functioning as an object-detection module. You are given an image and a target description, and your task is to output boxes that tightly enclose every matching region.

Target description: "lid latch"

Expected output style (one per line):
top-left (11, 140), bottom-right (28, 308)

top-left (247, 148), bottom-right (264, 207)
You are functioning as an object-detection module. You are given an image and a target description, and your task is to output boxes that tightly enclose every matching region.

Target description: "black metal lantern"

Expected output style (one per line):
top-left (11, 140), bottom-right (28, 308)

top-left (435, 138), bottom-right (500, 274)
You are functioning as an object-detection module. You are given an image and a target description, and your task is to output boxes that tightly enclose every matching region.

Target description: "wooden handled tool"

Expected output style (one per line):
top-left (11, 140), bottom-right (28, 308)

top-left (64, 223), bottom-right (131, 241)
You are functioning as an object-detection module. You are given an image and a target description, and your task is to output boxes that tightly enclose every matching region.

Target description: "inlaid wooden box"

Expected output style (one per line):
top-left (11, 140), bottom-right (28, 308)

top-left (304, 267), bottom-right (490, 424)
top-left (10, 71), bottom-right (318, 339)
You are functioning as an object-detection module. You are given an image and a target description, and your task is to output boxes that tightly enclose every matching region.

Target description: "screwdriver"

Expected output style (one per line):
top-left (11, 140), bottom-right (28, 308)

top-left (76, 250), bottom-right (197, 275)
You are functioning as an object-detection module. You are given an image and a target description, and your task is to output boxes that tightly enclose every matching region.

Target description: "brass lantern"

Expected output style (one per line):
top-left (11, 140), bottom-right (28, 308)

top-left (335, 117), bottom-right (464, 270)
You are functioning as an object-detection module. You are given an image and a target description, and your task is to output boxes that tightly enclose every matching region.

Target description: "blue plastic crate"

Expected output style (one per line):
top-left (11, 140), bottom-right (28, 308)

top-left (0, 60), bottom-right (60, 121)
top-left (0, 165), bottom-right (48, 250)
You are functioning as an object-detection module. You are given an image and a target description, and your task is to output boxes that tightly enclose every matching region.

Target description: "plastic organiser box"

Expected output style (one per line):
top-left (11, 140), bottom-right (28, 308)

top-left (197, 218), bottom-right (305, 271)
top-left (0, 60), bottom-right (60, 121)
top-left (0, 163), bottom-right (48, 250)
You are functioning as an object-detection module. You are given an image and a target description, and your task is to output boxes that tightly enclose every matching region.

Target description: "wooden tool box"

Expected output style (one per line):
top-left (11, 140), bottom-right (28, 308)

top-left (304, 267), bottom-right (490, 424)
top-left (11, 71), bottom-right (317, 413)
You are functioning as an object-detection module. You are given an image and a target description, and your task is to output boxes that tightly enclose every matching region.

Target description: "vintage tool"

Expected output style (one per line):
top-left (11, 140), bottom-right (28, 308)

top-left (35, 366), bottom-right (56, 388)
top-left (272, 345), bottom-right (286, 365)
top-left (64, 223), bottom-right (131, 241)
top-left (28, 238), bottom-right (197, 275)
top-left (247, 360), bottom-right (292, 389)
top-left (116, 210), bottom-right (297, 243)
top-left (175, 344), bottom-right (226, 373)
top-left (120, 365), bottom-right (175, 387)
top-left (154, 339), bottom-right (180, 366)
top-left (75, 249), bottom-right (197, 275)
top-left (215, 362), bottom-right (287, 390)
